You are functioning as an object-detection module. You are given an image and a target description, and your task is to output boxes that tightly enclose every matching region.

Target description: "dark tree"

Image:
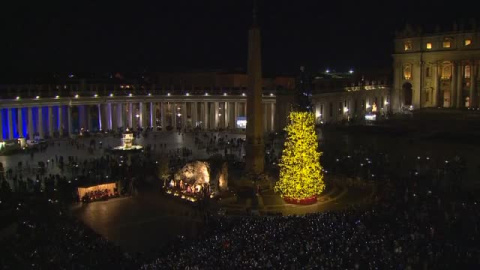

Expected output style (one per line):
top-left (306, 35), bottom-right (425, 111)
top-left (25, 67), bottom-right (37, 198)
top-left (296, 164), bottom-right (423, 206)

top-left (294, 66), bottom-right (313, 112)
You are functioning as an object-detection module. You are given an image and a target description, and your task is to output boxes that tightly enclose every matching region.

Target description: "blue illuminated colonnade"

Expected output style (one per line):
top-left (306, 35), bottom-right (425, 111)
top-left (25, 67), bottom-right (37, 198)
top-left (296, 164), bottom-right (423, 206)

top-left (0, 95), bottom-right (276, 141)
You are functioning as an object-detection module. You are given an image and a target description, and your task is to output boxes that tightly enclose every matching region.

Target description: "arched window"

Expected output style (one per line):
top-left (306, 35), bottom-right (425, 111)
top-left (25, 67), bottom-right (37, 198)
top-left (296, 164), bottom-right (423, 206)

top-left (441, 62), bottom-right (452, 80)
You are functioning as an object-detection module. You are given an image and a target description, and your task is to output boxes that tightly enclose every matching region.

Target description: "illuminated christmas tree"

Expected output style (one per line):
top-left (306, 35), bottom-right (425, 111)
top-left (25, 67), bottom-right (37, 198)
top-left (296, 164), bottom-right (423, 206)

top-left (274, 66), bottom-right (325, 204)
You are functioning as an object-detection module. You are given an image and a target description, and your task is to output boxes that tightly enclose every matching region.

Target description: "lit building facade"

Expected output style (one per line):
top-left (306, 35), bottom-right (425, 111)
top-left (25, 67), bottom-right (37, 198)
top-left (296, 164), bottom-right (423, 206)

top-left (392, 25), bottom-right (480, 111)
top-left (0, 72), bottom-right (290, 140)
top-left (310, 73), bottom-right (391, 123)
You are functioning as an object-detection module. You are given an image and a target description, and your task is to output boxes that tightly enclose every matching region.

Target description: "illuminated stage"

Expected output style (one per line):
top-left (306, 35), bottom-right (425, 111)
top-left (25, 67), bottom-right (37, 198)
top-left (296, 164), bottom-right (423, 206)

top-left (164, 160), bottom-right (228, 203)
top-left (111, 131), bottom-right (143, 152)
top-left (78, 182), bottom-right (118, 203)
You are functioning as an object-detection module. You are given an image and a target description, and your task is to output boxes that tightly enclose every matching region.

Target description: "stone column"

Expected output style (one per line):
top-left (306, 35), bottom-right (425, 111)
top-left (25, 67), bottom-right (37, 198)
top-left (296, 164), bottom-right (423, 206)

top-left (87, 106), bottom-right (93, 132)
top-left (97, 104), bottom-right (103, 131)
top-left (161, 102), bottom-right (166, 130)
top-left (203, 101), bottom-right (208, 129)
top-left (412, 62), bottom-right (422, 109)
top-left (111, 103), bottom-right (117, 130)
top-left (8, 108), bottom-right (14, 139)
top-left (134, 103), bottom-right (140, 130)
top-left (192, 102), bottom-right (197, 128)
top-left (0, 109), bottom-right (3, 141)
top-left (270, 103), bottom-right (275, 131)
top-left (68, 106), bottom-right (73, 136)
top-left (48, 106), bottom-right (54, 136)
top-left (234, 102), bottom-right (239, 128)
top-left (27, 107), bottom-right (33, 139)
top-left (128, 103), bottom-right (133, 129)
top-left (107, 103), bottom-right (112, 130)
top-left (182, 102), bottom-right (187, 129)
top-left (450, 62), bottom-right (457, 108)
top-left (457, 62), bottom-right (464, 108)
top-left (141, 102), bottom-right (147, 128)
top-left (58, 105), bottom-right (63, 136)
top-left (214, 102), bottom-right (219, 129)
top-left (434, 62), bottom-right (441, 107)
top-left (171, 103), bottom-right (177, 130)
top-left (470, 62), bottom-right (477, 108)
top-left (149, 102), bottom-right (154, 128)
top-left (117, 103), bottom-right (123, 129)
top-left (78, 106), bottom-right (85, 130)
top-left (116, 103), bottom-right (121, 129)
top-left (38, 107), bottom-right (44, 139)
top-left (18, 108), bottom-right (24, 138)
top-left (224, 102), bottom-right (229, 129)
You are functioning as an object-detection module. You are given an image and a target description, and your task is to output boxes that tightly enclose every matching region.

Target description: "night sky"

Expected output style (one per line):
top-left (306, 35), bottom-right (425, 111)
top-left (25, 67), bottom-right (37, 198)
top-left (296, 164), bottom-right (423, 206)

top-left (1, 0), bottom-right (478, 76)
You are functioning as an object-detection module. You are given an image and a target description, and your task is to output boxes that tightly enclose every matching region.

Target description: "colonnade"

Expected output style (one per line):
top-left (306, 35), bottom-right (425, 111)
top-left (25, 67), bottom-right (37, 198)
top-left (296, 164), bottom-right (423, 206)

top-left (0, 99), bottom-right (276, 140)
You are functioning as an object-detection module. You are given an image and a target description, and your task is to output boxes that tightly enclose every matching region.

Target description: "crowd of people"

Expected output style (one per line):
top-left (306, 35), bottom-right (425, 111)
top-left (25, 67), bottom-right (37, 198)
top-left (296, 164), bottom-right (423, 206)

top-left (1, 129), bottom-right (480, 268)
top-left (143, 152), bottom-right (480, 269)
top-left (0, 197), bottom-right (142, 269)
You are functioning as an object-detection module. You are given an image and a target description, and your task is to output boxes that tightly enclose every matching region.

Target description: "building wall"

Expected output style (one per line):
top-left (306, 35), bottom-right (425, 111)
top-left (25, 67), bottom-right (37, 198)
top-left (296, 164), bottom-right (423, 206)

top-left (311, 85), bottom-right (391, 123)
top-left (392, 30), bottom-right (480, 112)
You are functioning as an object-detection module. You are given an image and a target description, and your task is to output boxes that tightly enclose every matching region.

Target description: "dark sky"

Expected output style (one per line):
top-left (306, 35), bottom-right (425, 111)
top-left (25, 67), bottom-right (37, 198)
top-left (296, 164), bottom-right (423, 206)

top-left (1, 0), bottom-right (478, 75)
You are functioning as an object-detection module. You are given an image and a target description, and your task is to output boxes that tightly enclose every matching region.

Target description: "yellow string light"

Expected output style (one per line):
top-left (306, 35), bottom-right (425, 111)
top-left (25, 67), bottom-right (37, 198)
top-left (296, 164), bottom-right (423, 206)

top-left (274, 111), bottom-right (325, 200)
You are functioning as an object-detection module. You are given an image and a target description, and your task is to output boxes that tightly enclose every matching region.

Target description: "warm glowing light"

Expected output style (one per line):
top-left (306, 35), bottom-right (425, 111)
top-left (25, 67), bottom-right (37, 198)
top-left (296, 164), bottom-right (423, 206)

top-left (75, 94), bottom-right (79, 98)
top-left (365, 114), bottom-right (376, 121)
top-left (94, 94), bottom-right (98, 98)
top-left (223, 93), bottom-right (227, 96)
top-left (55, 95), bottom-right (60, 99)
top-left (186, 93), bottom-right (190, 96)
top-left (443, 40), bottom-right (451, 48)
top-left (343, 107), bottom-right (349, 113)
top-left (35, 96), bottom-right (40, 99)
top-left (177, 113), bottom-right (181, 117)
top-left (465, 39), bottom-right (472, 46)
top-left (167, 93), bottom-right (171, 96)
top-left (205, 93), bottom-right (209, 96)
top-left (109, 93), bottom-right (114, 97)
top-left (404, 41), bottom-right (412, 51)
top-left (426, 42), bottom-right (432, 49)
top-left (274, 111), bottom-right (325, 200)
top-left (270, 93), bottom-right (274, 96)
top-left (242, 93), bottom-right (246, 96)
top-left (15, 96), bottom-right (20, 100)
top-left (403, 65), bottom-right (412, 80)
top-left (441, 63), bottom-right (452, 79)
top-left (465, 65), bottom-right (471, 79)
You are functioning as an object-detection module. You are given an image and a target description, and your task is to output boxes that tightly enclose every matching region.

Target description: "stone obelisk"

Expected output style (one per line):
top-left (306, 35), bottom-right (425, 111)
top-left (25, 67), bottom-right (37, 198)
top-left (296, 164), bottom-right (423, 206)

top-left (245, 5), bottom-right (264, 174)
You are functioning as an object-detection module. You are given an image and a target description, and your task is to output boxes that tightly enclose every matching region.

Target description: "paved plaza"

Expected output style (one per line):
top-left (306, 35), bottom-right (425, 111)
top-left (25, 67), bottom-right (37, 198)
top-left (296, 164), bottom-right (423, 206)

top-left (71, 189), bottom-right (203, 253)
top-left (3, 123), bottom-right (480, 253)
top-left (0, 131), bottom-right (248, 186)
